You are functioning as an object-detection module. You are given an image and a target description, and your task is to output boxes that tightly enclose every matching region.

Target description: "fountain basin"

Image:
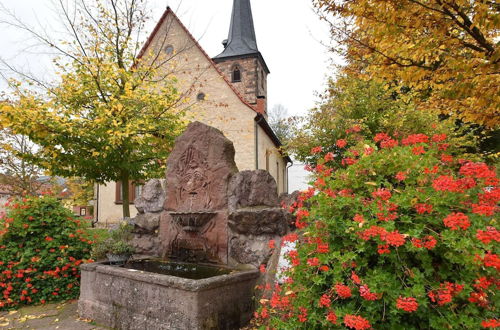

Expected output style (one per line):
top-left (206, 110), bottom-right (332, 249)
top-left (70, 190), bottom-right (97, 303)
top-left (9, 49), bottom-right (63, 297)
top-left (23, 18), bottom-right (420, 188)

top-left (78, 260), bottom-right (259, 330)
top-left (169, 211), bottom-right (217, 232)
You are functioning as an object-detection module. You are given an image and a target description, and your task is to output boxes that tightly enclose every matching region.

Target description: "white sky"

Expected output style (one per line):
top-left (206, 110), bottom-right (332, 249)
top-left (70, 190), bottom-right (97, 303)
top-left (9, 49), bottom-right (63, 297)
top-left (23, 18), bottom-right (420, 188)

top-left (0, 0), bottom-right (336, 116)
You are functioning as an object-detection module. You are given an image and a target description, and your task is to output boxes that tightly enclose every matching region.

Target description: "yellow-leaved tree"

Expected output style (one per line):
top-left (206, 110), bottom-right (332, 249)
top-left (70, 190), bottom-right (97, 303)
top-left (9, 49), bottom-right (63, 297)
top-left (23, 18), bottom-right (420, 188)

top-left (314, 0), bottom-right (500, 128)
top-left (0, 0), bottom-right (189, 217)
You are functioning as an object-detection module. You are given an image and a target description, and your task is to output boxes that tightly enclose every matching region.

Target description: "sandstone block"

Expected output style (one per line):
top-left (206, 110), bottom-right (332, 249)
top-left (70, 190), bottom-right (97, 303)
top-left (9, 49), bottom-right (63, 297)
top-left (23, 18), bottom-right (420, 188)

top-left (228, 170), bottom-right (279, 211)
top-left (134, 179), bottom-right (165, 214)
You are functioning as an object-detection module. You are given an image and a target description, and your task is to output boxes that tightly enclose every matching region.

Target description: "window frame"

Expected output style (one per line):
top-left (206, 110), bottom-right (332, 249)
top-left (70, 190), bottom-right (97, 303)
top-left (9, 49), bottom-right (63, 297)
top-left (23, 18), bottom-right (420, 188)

top-left (115, 181), bottom-right (144, 204)
top-left (232, 66), bottom-right (242, 83)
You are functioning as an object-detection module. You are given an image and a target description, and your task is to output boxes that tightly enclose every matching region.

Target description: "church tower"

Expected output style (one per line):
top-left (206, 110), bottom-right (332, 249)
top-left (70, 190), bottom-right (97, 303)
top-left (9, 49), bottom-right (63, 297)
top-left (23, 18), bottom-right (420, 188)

top-left (213, 0), bottom-right (270, 115)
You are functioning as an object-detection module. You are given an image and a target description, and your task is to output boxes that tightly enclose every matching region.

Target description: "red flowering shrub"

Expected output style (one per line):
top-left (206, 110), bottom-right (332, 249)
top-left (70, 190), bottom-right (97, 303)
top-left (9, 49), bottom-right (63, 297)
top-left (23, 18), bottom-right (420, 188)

top-left (256, 130), bottom-right (499, 328)
top-left (0, 195), bottom-right (93, 310)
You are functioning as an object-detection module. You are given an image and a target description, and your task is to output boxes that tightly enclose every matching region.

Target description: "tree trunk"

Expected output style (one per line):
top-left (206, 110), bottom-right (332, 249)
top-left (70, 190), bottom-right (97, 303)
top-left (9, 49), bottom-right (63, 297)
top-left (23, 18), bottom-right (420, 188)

top-left (121, 171), bottom-right (130, 219)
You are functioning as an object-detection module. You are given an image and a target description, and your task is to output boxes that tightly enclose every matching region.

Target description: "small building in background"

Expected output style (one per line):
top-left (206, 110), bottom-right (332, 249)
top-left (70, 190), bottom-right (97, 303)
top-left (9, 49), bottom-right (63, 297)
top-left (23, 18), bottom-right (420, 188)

top-left (0, 185), bottom-right (12, 214)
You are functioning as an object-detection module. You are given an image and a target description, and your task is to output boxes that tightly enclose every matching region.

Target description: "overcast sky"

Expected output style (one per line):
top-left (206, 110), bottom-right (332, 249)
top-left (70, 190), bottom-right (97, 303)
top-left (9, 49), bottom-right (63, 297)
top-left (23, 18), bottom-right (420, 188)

top-left (0, 0), bottom-right (337, 116)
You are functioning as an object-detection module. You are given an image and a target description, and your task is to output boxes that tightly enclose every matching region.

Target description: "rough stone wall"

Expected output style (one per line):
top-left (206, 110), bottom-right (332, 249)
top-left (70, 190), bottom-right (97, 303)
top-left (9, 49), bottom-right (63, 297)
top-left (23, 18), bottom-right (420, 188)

top-left (129, 179), bottom-right (165, 256)
top-left (227, 170), bottom-right (289, 268)
top-left (214, 56), bottom-right (268, 108)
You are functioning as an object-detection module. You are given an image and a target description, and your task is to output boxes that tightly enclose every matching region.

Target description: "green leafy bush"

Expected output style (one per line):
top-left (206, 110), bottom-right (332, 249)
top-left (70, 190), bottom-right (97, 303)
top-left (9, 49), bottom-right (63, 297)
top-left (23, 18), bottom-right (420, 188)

top-left (0, 194), bottom-right (93, 310)
top-left (257, 129), bottom-right (499, 329)
top-left (288, 76), bottom-right (479, 166)
top-left (91, 223), bottom-right (135, 260)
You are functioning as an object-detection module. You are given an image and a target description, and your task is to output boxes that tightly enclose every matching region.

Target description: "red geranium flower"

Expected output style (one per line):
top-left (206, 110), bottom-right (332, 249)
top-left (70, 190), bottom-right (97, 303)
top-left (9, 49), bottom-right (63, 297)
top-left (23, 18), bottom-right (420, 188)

top-left (336, 139), bottom-right (348, 148)
top-left (381, 231), bottom-right (406, 247)
top-left (319, 294), bottom-right (331, 307)
top-left (324, 152), bottom-right (335, 162)
top-left (343, 314), bottom-right (371, 330)
top-left (297, 307), bottom-right (308, 323)
top-left (311, 146), bottom-right (323, 154)
top-left (443, 212), bottom-right (470, 230)
top-left (402, 134), bottom-right (429, 146)
top-left (380, 139), bottom-right (398, 149)
top-left (414, 203), bottom-right (433, 214)
top-left (412, 146), bottom-right (426, 155)
top-left (372, 188), bottom-right (392, 201)
top-left (432, 133), bottom-right (447, 142)
top-left (396, 296), bottom-right (419, 312)
top-left (307, 257), bottom-right (319, 267)
top-left (481, 319), bottom-right (500, 328)
top-left (326, 311), bottom-right (337, 324)
top-left (472, 203), bottom-right (496, 216)
top-left (374, 133), bottom-right (391, 142)
top-left (335, 283), bottom-right (352, 299)
top-left (317, 243), bottom-right (329, 254)
top-left (353, 214), bottom-right (365, 223)
top-left (377, 244), bottom-right (390, 254)
top-left (359, 285), bottom-right (378, 301)
top-left (395, 172), bottom-right (407, 181)
top-left (476, 227), bottom-right (500, 244)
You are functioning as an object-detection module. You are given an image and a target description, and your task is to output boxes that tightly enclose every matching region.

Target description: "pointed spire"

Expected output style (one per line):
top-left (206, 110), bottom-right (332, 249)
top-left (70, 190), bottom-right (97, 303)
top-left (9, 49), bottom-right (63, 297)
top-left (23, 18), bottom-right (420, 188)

top-left (214, 0), bottom-right (259, 58)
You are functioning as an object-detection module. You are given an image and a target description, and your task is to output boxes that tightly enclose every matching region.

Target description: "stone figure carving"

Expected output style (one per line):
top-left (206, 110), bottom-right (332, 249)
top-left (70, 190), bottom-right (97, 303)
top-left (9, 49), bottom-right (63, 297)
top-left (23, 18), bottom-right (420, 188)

top-left (176, 146), bottom-right (211, 211)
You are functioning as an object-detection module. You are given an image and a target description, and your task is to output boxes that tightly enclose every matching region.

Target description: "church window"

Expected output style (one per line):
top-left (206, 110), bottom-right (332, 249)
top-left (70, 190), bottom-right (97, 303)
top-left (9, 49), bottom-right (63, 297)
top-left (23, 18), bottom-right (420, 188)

top-left (232, 66), bottom-right (241, 82)
top-left (165, 45), bottom-right (174, 55)
top-left (197, 92), bottom-right (206, 101)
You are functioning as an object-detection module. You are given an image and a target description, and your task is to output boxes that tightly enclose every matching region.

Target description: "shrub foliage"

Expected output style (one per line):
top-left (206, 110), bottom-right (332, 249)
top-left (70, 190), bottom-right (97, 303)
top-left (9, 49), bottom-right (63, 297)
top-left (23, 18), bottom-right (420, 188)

top-left (257, 129), bottom-right (499, 329)
top-left (0, 195), bottom-right (93, 309)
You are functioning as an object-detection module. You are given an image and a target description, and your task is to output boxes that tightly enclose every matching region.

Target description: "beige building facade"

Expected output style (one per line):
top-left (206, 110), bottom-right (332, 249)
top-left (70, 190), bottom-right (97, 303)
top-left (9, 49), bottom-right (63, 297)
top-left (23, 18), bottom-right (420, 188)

top-left (95, 3), bottom-right (291, 226)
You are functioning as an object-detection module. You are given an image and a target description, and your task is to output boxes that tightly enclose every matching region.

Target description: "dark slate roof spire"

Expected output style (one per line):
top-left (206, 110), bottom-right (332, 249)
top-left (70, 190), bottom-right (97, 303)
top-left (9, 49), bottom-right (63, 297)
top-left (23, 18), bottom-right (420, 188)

top-left (214, 0), bottom-right (259, 58)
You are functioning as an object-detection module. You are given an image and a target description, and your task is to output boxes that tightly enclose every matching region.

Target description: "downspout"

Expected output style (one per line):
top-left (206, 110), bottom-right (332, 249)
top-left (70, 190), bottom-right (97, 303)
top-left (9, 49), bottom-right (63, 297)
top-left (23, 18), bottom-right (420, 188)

top-left (92, 183), bottom-right (99, 228)
top-left (254, 115), bottom-right (265, 170)
top-left (286, 160), bottom-right (293, 193)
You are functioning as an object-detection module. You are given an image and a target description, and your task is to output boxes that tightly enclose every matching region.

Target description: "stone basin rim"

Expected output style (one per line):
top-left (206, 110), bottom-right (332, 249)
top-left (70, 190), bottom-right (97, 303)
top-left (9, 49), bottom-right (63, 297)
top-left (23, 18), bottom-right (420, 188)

top-left (80, 261), bottom-right (259, 292)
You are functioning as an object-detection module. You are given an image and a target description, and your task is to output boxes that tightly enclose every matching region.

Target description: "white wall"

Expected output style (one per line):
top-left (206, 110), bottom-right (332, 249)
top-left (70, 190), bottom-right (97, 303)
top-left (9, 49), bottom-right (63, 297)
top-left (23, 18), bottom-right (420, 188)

top-left (0, 195), bottom-right (10, 216)
top-left (288, 162), bottom-right (311, 193)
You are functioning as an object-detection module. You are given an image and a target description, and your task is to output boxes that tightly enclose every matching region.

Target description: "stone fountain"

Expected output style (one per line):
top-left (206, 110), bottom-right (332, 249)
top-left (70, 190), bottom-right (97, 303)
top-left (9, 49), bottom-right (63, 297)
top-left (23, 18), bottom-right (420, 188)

top-left (78, 122), bottom-right (290, 329)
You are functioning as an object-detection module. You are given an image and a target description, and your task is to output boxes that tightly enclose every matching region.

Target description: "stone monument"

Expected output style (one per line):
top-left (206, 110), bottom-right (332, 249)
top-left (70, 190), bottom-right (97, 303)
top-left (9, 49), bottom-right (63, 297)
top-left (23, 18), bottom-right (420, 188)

top-left (79, 122), bottom-right (290, 329)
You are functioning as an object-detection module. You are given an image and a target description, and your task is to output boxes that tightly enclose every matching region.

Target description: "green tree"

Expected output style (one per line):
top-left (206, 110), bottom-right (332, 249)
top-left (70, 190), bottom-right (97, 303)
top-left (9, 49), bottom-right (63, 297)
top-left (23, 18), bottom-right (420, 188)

top-left (65, 178), bottom-right (94, 208)
top-left (0, 128), bottom-right (45, 195)
top-left (0, 0), bottom-right (186, 217)
top-left (288, 75), bottom-right (476, 165)
top-left (268, 104), bottom-right (293, 145)
top-left (313, 0), bottom-right (500, 129)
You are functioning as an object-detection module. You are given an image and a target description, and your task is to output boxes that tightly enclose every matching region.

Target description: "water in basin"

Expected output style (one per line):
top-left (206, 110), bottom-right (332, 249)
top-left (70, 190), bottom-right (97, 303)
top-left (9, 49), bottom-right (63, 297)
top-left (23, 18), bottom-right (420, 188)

top-left (123, 260), bottom-right (233, 279)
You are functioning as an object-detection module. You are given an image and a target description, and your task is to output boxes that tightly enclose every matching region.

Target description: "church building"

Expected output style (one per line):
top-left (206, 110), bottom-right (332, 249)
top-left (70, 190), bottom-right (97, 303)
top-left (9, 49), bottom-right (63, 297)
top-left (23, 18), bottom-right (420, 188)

top-left (95, 0), bottom-right (291, 225)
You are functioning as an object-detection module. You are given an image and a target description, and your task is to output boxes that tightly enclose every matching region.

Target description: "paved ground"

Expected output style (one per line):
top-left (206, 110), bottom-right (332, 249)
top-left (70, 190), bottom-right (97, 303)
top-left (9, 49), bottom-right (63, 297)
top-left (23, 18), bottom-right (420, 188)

top-left (0, 301), bottom-right (108, 330)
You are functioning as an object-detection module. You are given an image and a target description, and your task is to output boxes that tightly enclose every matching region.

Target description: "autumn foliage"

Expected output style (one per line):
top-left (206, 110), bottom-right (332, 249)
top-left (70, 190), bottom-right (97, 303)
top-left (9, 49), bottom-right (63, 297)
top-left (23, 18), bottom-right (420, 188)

top-left (314, 0), bottom-right (500, 128)
top-left (257, 127), bottom-right (499, 328)
top-left (0, 195), bottom-right (93, 310)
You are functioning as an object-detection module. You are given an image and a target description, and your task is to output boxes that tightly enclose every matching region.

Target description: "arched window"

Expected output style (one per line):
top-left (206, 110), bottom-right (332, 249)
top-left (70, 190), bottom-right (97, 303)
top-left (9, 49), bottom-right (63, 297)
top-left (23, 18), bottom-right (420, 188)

top-left (232, 66), bottom-right (241, 83)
